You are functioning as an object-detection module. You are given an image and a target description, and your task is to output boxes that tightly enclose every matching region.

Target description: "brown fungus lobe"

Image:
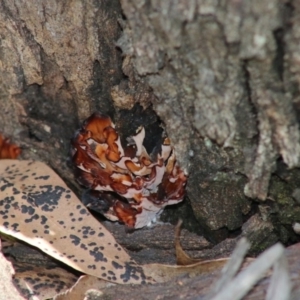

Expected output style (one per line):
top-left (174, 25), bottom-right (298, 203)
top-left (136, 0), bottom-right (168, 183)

top-left (0, 133), bottom-right (21, 159)
top-left (71, 112), bottom-right (187, 229)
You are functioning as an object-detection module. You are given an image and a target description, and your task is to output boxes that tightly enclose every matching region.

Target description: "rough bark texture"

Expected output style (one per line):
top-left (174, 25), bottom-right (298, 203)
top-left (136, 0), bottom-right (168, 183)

top-left (0, 0), bottom-right (125, 189)
top-left (117, 0), bottom-right (300, 243)
top-left (1, 1), bottom-right (300, 296)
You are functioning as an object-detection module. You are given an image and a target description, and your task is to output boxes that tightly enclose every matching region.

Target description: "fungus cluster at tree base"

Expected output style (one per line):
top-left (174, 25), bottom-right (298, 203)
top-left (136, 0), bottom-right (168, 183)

top-left (0, 133), bottom-right (21, 159)
top-left (70, 112), bottom-right (187, 229)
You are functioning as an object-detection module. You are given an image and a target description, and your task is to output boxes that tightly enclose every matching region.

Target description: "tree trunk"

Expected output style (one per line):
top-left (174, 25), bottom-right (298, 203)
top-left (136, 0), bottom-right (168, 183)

top-left (1, 0), bottom-right (300, 261)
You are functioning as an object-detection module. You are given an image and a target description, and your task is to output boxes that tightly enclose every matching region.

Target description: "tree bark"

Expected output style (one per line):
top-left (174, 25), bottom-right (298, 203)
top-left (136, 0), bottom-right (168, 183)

top-left (1, 0), bottom-right (300, 259)
top-left (118, 0), bottom-right (300, 245)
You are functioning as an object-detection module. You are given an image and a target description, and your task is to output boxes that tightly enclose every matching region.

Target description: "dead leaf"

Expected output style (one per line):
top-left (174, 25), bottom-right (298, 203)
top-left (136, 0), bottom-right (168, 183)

top-left (2, 240), bottom-right (79, 299)
top-left (12, 261), bottom-right (78, 300)
top-left (55, 219), bottom-right (223, 299)
top-left (175, 219), bottom-right (203, 265)
top-left (0, 240), bottom-right (25, 300)
top-left (141, 220), bottom-right (230, 282)
top-left (0, 159), bottom-right (236, 294)
top-left (0, 160), bottom-right (149, 284)
top-left (54, 275), bottom-right (111, 300)
top-left (142, 258), bottom-right (230, 283)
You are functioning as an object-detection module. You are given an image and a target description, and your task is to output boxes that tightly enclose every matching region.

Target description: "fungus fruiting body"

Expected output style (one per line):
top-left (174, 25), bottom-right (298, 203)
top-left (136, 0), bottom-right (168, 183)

top-left (0, 134), bottom-right (21, 159)
top-left (71, 112), bottom-right (187, 229)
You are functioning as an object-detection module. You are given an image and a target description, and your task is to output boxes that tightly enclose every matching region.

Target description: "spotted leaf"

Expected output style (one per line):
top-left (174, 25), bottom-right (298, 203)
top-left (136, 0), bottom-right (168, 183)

top-left (0, 160), bottom-right (148, 284)
top-left (12, 261), bottom-right (78, 299)
top-left (54, 275), bottom-right (109, 300)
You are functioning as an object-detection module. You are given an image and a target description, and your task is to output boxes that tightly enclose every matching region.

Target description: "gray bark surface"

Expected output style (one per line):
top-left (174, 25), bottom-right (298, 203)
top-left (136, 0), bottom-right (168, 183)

top-left (118, 0), bottom-right (300, 243)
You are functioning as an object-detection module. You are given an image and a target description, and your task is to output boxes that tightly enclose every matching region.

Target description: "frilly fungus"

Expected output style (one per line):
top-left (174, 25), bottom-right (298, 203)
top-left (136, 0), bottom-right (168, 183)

top-left (71, 112), bottom-right (187, 229)
top-left (0, 134), bottom-right (21, 159)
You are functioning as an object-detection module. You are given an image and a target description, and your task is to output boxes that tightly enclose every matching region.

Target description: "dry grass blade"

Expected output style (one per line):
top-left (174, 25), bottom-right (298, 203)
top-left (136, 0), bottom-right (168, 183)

top-left (266, 249), bottom-right (291, 300)
top-left (208, 237), bottom-right (250, 297)
top-left (209, 243), bottom-right (286, 300)
top-left (0, 160), bottom-right (148, 284)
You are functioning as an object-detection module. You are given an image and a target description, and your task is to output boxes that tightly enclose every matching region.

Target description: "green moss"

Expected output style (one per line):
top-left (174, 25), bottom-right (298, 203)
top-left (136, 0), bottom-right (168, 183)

top-left (269, 176), bottom-right (293, 206)
top-left (246, 226), bottom-right (279, 256)
top-left (248, 236), bottom-right (278, 255)
top-left (278, 207), bottom-right (300, 224)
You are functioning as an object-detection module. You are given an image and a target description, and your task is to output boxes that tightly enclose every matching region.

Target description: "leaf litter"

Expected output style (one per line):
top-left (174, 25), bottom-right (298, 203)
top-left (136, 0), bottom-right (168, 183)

top-left (0, 160), bottom-right (148, 285)
top-left (12, 260), bottom-right (78, 300)
top-left (0, 159), bottom-right (295, 300)
top-left (0, 239), bottom-right (25, 300)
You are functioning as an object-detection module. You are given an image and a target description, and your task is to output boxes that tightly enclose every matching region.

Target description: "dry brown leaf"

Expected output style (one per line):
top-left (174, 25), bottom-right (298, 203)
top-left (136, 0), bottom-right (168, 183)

top-left (140, 220), bottom-right (230, 283)
top-left (175, 219), bottom-right (203, 265)
top-left (0, 240), bottom-right (25, 300)
top-left (3, 240), bottom-right (79, 299)
top-left (11, 261), bottom-right (78, 300)
top-left (143, 258), bottom-right (229, 283)
top-left (54, 275), bottom-right (111, 300)
top-left (0, 159), bottom-right (233, 294)
top-left (0, 160), bottom-right (149, 285)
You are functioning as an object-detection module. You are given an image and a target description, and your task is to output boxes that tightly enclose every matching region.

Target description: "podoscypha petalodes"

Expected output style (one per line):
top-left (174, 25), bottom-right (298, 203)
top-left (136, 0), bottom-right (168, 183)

top-left (71, 112), bottom-right (187, 229)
